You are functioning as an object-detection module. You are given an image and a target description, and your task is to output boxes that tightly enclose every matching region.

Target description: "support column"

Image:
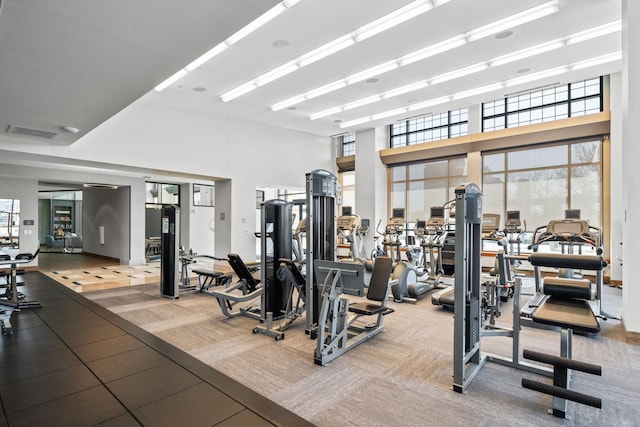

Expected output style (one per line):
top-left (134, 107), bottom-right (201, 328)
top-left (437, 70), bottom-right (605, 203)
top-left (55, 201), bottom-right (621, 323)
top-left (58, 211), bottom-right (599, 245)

top-left (621, 0), bottom-right (640, 332)
top-left (355, 127), bottom-right (388, 258)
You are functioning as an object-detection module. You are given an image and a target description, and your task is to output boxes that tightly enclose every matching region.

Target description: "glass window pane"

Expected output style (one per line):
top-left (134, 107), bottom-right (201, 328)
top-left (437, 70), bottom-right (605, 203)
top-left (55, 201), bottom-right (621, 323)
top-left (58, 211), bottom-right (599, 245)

top-left (507, 168), bottom-right (568, 227)
top-left (408, 181), bottom-right (428, 220)
top-left (508, 145), bottom-right (568, 170)
top-left (391, 166), bottom-right (406, 181)
top-left (449, 158), bottom-right (468, 176)
top-left (571, 140), bottom-right (601, 164)
top-left (571, 164), bottom-right (601, 227)
top-left (424, 160), bottom-right (448, 178)
top-left (409, 163), bottom-right (427, 180)
top-left (483, 153), bottom-right (505, 173)
top-left (391, 182), bottom-right (406, 213)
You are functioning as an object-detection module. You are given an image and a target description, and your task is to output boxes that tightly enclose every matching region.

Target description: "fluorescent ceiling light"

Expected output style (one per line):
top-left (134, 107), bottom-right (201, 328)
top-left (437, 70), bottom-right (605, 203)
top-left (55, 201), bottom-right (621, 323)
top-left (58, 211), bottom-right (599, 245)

top-left (566, 21), bottom-right (621, 45)
top-left (571, 51), bottom-right (621, 70)
top-left (306, 80), bottom-right (348, 99)
top-left (346, 60), bottom-right (400, 85)
top-left (275, 2), bottom-right (557, 109)
top-left (371, 107), bottom-right (409, 121)
top-left (298, 34), bottom-right (356, 67)
top-left (344, 95), bottom-right (383, 111)
top-left (226, 3), bottom-right (286, 45)
top-left (310, 106), bottom-right (343, 120)
top-left (398, 35), bottom-right (467, 66)
top-left (271, 95), bottom-right (307, 111)
top-left (452, 83), bottom-right (504, 100)
top-left (154, 69), bottom-right (188, 92)
top-left (256, 61), bottom-right (299, 86)
top-left (429, 62), bottom-right (488, 85)
top-left (505, 66), bottom-right (568, 87)
top-left (220, 82), bottom-right (257, 102)
top-left (157, 0), bottom-right (301, 91)
top-left (382, 81), bottom-right (429, 99)
top-left (466, 1), bottom-right (560, 42)
top-left (339, 50), bottom-right (621, 130)
top-left (231, 1), bottom-right (447, 101)
top-left (354, 0), bottom-right (433, 42)
top-left (185, 43), bottom-right (229, 72)
top-left (340, 117), bottom-right (371, 129)
top-left (407, 96), bottom-right (451, 111)
top-left (308, 21), bottom-right (620, 122)
top-left (490, 39), bottom-right (564, 67)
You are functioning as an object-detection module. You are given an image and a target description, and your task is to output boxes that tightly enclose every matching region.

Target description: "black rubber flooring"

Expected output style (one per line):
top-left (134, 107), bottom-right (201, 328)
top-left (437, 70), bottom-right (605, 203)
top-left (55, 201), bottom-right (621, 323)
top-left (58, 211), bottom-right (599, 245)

top-left (0, 272), bottom-right (313, 426)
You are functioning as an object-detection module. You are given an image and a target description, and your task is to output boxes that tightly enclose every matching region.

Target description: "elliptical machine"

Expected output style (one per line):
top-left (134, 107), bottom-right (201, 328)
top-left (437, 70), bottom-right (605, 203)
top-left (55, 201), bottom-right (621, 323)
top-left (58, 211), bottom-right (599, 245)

top-left (391, 207), bottom-right (445, 302)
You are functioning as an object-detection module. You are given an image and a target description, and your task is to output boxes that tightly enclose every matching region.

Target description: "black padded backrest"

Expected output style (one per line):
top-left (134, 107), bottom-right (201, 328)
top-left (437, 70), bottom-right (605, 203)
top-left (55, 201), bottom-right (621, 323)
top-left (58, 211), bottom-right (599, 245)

top-left (15, 248), bottom-right (40, 261)
top-left (227, 253), bottom-right (259, 292)
top-left (367, 256), bottom-right (393, 302)
top-left (0, 254), bottom-right (10, 261)
top-left (529, 253), bottom-right (606, 271)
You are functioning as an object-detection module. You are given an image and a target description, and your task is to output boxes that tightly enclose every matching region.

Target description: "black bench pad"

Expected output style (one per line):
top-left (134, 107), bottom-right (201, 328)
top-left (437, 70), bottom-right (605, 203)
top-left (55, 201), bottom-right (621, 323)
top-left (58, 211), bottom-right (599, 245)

top-left (532, 296), bottom-right (600, 333)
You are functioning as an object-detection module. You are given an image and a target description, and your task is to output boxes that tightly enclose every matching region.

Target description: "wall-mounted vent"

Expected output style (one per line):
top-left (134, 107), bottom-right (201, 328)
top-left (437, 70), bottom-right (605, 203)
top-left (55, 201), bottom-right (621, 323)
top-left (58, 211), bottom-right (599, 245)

top-left (6, 125), bottom-right (59, 140)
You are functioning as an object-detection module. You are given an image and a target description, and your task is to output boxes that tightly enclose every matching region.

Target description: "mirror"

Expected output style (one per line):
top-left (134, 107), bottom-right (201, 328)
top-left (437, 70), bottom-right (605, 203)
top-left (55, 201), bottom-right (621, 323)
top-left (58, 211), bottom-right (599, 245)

top-left (0, 198), bottom-right (20, 249)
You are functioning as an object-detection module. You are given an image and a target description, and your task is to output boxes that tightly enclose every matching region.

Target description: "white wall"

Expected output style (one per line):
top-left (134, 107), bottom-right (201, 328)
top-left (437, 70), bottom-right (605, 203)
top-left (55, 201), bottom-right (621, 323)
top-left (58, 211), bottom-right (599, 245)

top-left (621, 0), bottom-right (640, 332)
top-left (82, 187), bottom-right (131, 263)
top-left (0, 103), bottom-right (334, 261)
top-left (609, 73), bottom-right (623, 283)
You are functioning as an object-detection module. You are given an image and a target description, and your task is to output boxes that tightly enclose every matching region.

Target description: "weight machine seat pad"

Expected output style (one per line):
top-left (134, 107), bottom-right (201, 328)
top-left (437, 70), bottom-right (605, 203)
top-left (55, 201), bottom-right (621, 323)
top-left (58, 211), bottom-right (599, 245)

top-left (191, 269), bottom-right (223, 278)
top-left (528, 253), bottom-right (607, 271)
top-left (543, 277), bottom-right (592, 300)
top-left (348, 302), bottom-right (388, 316)
top-left (532, 296), bottom-right (600, 333)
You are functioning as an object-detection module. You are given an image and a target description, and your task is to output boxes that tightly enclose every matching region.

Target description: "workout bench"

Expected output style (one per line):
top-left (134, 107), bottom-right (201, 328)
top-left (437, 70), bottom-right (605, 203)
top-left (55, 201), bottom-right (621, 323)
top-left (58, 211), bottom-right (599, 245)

top-left (522, 252), bottom-right (605, 418)
top-left (192, 269), bottom-right (232, 293)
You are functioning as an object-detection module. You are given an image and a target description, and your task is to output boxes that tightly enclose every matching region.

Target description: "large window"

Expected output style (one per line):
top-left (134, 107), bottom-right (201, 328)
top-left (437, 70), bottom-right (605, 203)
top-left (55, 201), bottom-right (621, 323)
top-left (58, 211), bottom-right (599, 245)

top-left (390, 108), bottom-right (469, 148)
top-left (389, 157), bottom-right (467, 221)
top-left (482, 139), bottom-right (602, 231)
top-left (341, 133), bottom-right (355, 156)
top-left (482, 77), bottom-right (603, 132)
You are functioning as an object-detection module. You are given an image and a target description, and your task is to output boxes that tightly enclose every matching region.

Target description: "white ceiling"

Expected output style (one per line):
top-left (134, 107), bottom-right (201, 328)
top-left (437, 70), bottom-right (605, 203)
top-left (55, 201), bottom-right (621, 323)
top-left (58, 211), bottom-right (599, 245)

top-left (0, 0), bottom-right (622, 146)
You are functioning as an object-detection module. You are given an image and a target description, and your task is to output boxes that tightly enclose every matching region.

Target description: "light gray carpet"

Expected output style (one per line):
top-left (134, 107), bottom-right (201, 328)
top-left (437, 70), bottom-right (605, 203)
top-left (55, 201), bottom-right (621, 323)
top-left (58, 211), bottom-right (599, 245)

top-left (83, 281), bottom-right (638, 427)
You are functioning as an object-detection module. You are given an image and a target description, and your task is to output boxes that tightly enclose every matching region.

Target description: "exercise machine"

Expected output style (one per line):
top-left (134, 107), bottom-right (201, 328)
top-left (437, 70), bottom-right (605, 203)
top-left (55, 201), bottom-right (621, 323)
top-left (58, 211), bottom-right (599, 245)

top-left (391, 206), bottom-right (447, 303)
top-left (0, 248), bottom-right (41, 335)
top-left (314, 256), bottom-right (396, 365)
top-left (521, 218), bottom-right (609, 319)
top-left (336, 206), bottom-right (368, 261)
top-left (305, 169), bottom-right (338, 338)
top-left (452, 184), bottom-right (605, 418)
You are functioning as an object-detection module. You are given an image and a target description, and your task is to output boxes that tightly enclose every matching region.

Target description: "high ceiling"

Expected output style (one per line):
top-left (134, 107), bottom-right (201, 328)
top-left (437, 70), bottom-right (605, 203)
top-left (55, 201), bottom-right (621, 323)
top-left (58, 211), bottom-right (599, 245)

top-left (0, 0), bottom-right (622, 145)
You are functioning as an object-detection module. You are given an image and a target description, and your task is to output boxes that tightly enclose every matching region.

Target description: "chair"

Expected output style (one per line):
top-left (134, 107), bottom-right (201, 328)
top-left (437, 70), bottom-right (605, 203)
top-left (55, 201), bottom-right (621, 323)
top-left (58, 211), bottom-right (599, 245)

top-left (67, 235), bottom-right (83, 253)
top-left (45, 235), bottom-right (64, 250)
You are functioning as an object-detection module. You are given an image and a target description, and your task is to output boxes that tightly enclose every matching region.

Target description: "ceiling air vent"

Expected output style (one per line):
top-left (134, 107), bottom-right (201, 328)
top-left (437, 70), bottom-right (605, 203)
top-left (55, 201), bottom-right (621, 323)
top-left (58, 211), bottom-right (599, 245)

top-left (6, 125), bottom-right (59, 140)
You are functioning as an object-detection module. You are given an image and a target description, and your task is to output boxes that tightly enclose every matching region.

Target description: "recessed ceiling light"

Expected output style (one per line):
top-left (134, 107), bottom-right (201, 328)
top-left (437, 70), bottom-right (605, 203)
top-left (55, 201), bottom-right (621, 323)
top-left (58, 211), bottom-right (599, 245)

top-left (495, 30), bottom-right (514, 39)
top-left (272, 39), bottom-right (290, 48)
top-left (287, 106), bottom-right (297, 110)
top-left (518, 67), bottom-right (532, 74)
top-left (192, 87), bottom-right (207, 92)
top-left (61, 126), bottom-right (80, 133)
top-left (366, 78), bottom-right (379, 84)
